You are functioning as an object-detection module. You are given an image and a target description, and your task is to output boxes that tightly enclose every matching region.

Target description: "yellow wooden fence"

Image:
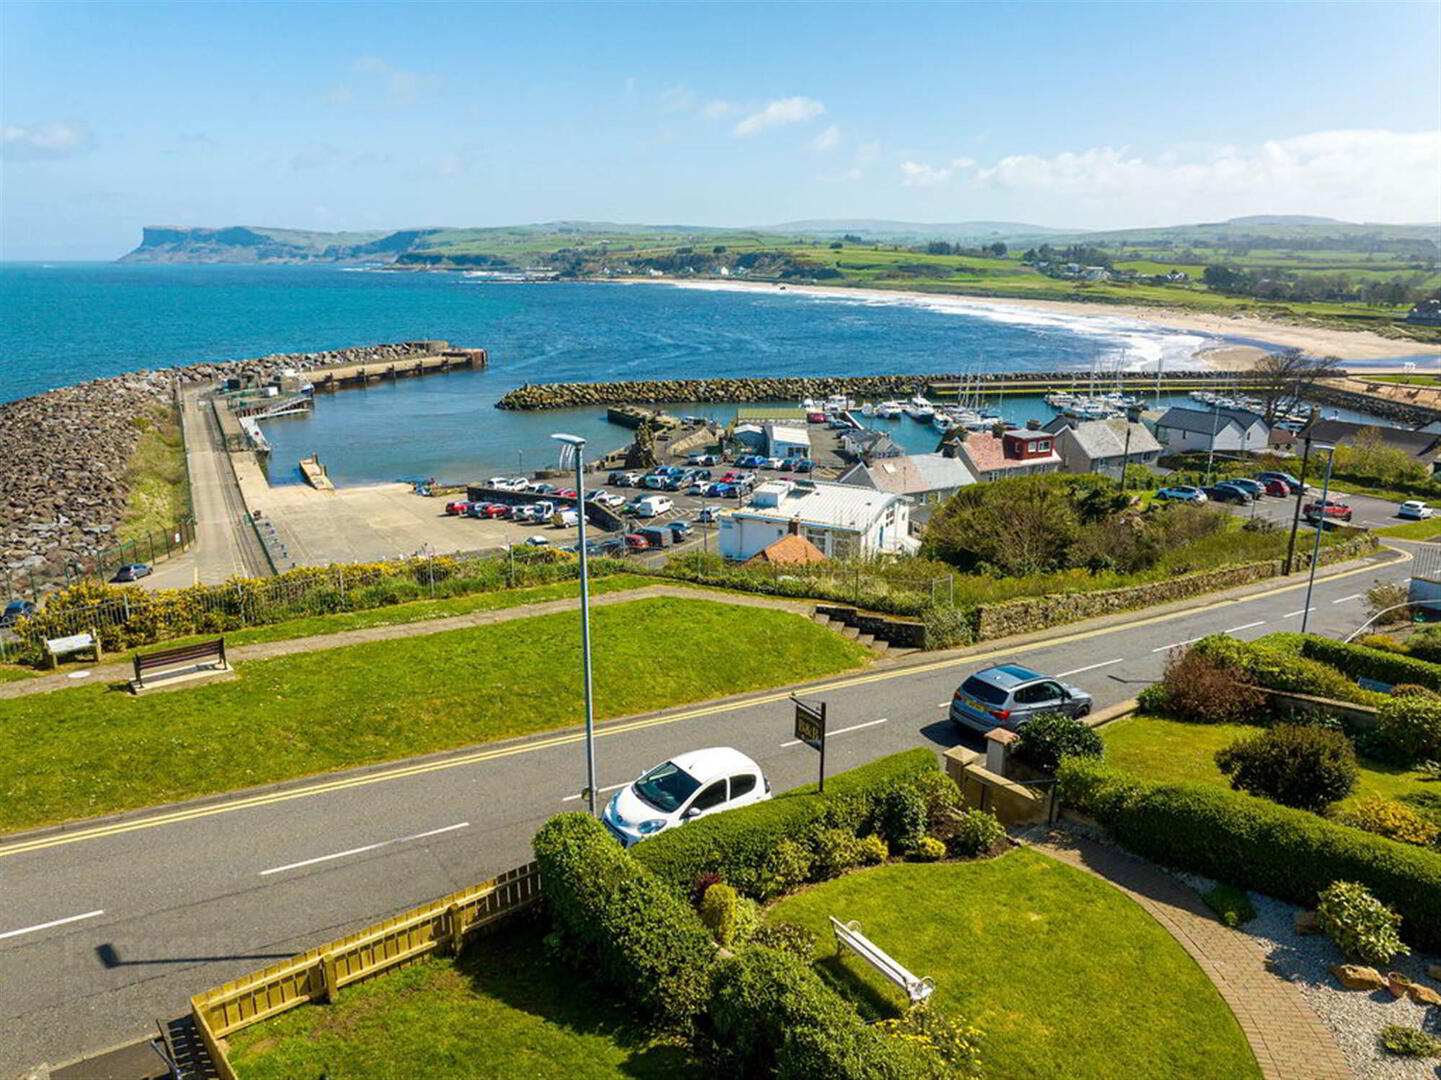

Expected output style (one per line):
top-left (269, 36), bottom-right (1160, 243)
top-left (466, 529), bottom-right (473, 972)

top-left (191, 862), bottom-right (541, 1078)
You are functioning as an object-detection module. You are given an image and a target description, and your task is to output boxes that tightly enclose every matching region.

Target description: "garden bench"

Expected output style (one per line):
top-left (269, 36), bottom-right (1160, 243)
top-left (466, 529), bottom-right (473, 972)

top-left (130, 638), bottom-right (229, 693)
top-left (43, 630), bottom-right (102, 669)
top-left (829, 916), bottom-right (934, 1006)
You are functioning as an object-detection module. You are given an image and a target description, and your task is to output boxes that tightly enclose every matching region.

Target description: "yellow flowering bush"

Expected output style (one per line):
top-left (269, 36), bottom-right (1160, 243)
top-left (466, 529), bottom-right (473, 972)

top-left (876, 1006), bottom-right (984, 1076)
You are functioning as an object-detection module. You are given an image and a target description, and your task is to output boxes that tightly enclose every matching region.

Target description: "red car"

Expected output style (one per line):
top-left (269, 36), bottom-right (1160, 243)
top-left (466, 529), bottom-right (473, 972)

top-left (1261, 479), bottom-right (1290, 497)
top-left (553, 488), bottom-right (577, 499)
top-left (1304, 498), bottom-right (1352, 523)
top-left (444, 500), bottom-right (472, 515)
top-left (624, 533), bottom-right (651, 550)
top-left (480, 503), bottom-right (509, 518)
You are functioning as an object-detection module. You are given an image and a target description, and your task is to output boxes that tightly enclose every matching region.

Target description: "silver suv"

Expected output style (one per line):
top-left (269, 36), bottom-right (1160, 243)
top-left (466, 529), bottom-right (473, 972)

top-left (949, 664), bottom-right (1093, 734)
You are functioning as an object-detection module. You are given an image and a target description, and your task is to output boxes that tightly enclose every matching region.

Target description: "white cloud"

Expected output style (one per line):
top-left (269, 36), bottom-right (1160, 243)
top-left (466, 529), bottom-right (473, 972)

top-left (808, 124), bottom-right (842, 152)
top-left (2, 121), bottom-right (95, 161)
top-left (900, 160), bottom-right (952, 187)
top-left (733, 96), bottom-right (825, 137)
top-left (974, 130), bottom-right (1441, 222)
top-left (950, 156), bottom-right (976, 170)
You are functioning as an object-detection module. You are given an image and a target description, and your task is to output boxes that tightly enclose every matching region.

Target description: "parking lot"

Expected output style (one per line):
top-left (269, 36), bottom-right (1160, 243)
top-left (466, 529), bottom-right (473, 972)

top-left (1188, 476), bottom-right (1421, 533)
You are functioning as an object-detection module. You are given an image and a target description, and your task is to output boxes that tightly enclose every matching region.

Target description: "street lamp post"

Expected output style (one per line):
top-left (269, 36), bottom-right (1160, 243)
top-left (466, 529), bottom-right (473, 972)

top-left (552, 433), bottom-right (598, 814)
top-left (1300, 444), bottom-right (1335, 636)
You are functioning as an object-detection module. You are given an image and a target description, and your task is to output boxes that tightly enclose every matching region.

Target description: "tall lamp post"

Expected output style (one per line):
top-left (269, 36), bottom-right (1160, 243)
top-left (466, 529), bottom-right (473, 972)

top-left (1300, 444), bottom-right (1336, 636)
top-left (552, 433), bottom-right (597, 814)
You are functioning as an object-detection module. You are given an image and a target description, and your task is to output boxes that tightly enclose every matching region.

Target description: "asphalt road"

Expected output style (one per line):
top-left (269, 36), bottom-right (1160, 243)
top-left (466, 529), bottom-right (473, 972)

top-left (0, 545), bottom-right (1411, 1073)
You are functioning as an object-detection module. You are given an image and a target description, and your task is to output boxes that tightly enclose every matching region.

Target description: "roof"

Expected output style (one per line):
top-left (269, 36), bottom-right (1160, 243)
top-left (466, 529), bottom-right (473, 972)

top-left (1057, 418), bottom-right (1162, 460)
top-left (1302, 418), bottom-right (1440, 458)
top-left (766, 423), bottom-right (811, 446)
top-left (671, 746), bottom-right (761, 783)
top-left (1156, 406), bottom-right (1266, 434)
top-left (735, 479), bottom-right (902, 529)
top-left (953, 432), bottom-right (1062, 474)
top-left (744, 532), bottom-right (828, 566)
top-left (837, 453), bottom-right (975, 495)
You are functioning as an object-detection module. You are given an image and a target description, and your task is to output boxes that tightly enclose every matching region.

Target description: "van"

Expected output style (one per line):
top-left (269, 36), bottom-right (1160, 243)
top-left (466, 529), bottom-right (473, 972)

top-left (636, 526), bottom-right (670, 548)
top-left (633, 495), bottom-right (673, 518)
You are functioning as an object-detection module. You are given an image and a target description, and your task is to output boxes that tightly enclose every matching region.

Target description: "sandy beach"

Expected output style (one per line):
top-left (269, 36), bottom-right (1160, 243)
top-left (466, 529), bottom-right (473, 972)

top-left (633, 278), bottom-right (1438, 371)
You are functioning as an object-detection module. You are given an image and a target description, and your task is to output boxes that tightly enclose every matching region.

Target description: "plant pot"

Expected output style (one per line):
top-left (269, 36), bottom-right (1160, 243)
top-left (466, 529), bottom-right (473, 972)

top-left (1386, 972), bottom-right (1411, 999)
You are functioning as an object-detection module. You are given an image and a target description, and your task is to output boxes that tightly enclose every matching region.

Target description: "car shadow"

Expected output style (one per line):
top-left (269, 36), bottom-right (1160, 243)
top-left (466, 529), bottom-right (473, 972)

top-left (917, 719), bottom-right (982, 753)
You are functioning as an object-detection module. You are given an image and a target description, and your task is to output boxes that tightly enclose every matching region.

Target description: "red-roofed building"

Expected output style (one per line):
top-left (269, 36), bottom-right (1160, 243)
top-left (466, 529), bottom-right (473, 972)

top-left (743, 531), bottom-right (829, 566)
top-left (942, 429), bottom-right (1062, 483)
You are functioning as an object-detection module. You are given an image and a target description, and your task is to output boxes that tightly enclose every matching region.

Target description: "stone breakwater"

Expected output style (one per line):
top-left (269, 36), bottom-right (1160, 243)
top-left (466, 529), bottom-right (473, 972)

top-left (494, 369), bottom-right (1287, 411)
top-left (1, 342), bottom-right (448, 590)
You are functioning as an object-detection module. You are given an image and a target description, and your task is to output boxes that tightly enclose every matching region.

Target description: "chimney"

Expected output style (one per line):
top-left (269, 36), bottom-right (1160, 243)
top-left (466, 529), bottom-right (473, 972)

top-left (788, 518), bottom-right (800, 536)
top-left (1025, 418), bottom-right (1041, 430)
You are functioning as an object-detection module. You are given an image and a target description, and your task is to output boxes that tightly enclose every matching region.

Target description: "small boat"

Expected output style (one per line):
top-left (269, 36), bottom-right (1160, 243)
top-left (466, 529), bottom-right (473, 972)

top-left (876, 401), bottom-right (904, 419)
top-left (933, 413), bottom-right (956, 432)
top-left (860, 403), bottom-right (875, 417)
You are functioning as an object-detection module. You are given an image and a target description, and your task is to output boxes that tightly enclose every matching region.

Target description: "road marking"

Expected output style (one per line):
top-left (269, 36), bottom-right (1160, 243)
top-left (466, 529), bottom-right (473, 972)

top-left (0, 909), bottom-right (104, 941)
top-left (1282, 607), bottom-right (1316, 618)
top-left (937, 701), bottom-right (951, 708)
top-left (1331, 594), bottom-right (1362, 604)
top-left (1151, 637), bottom-right (1202, 653)
top-left (0, 551), bottom-right (1406, 860)
top-left (561, 782), bottom-right (629, 803)
top-left (782, 717), bottom-right (889, 747)
top-left (1225, 621), bottom-right (1266, 634)
top-left (259, 823), bottom-right (469, 877)
top-left (1055, 658), bottom-right (1123, 677)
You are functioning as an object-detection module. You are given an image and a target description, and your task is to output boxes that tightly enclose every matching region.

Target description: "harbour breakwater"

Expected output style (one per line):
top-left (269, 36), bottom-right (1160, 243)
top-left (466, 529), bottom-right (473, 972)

top-left (1, 341), bottom-right (462, 594)
top-left (493, 369), bottom-right (1289, 411)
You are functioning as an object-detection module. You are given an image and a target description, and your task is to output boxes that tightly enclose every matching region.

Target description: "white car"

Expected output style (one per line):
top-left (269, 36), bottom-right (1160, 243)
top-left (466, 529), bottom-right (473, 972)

top-left (1398, 500), bottom-right (1434, 520)
top-left (524, 535), bottom-right (551, 547)
top-left (551, 509), bottom-right (579, 528)
top-left (602, 747), bottom-right (770, 847)
top-left (631, 495), bottom-right (673, 518)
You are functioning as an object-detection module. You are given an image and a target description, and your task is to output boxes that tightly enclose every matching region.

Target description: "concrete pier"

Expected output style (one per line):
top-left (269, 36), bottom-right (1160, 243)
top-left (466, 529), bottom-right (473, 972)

top-left (308, 348), bottom-right (486, 390)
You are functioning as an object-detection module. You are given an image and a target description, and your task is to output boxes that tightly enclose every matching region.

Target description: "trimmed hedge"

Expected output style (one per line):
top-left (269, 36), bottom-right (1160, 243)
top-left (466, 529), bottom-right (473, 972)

top-left (708, 946), bottom-right (938, 1079)
top-left (1057, 758), bottom-right (1441, 952)
top-left (532, 812), bottom-right (716, 1029)
top-left (1296, 636), bottom-right (1441, 694)
top-left (1191, 634), bottom-right (1387, 706)
top-left (631, 748), bottom-right (940, 899)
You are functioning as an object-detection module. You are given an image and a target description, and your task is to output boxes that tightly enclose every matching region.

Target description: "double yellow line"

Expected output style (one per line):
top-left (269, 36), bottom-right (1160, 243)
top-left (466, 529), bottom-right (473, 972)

top-left (0, 550), bottom-right (1402, 860)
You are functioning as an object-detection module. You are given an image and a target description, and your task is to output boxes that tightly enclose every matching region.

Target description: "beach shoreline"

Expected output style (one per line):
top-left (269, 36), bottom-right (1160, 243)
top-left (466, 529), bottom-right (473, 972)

top-left (622, 277), bottom-right (1437, 371)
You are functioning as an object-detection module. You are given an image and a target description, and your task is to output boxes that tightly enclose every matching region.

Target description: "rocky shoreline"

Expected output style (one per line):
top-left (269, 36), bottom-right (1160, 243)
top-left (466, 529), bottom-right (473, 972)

top-left (1, 342), bottom-right (446, 593)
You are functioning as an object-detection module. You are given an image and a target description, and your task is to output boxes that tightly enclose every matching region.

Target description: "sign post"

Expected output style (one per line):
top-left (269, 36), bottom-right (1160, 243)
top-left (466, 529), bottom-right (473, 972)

top-left (792, 695), bottom-right (828, 792)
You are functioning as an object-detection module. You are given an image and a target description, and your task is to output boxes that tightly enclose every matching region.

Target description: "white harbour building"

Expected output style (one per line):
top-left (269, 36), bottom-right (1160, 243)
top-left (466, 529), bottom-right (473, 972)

top-left (717, 479), bottom-right (913, 561)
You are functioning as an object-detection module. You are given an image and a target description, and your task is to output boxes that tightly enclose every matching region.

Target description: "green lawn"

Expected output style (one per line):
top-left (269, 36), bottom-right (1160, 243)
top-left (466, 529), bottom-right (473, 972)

top-left (1100, 713), bottom-right (1435, 809)
top-left (228, 922), bottom-right (702, 1080)
top-left (767, 852), bottom-right (1261, 1080)
top-left (0, 596), bottom-right (869, 833)
top-left (119, 405), bottom-right (189, 542)
top-left (1374, 517), bottom-right (1441, 540)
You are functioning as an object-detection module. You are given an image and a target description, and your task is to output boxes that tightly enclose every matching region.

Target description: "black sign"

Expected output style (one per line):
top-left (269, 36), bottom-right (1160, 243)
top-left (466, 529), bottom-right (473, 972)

top-left (792, 696), bottom-right (828, 791)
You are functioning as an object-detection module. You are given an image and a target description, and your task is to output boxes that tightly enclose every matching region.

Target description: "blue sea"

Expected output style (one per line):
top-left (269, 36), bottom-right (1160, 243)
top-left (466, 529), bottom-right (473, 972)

top-left (0, 262), bottom-right (1318, 485)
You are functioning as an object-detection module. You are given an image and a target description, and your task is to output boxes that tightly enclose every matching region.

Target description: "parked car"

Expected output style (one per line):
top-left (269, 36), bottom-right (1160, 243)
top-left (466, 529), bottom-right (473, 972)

top-left (0, 600), bottom-right (36, 627)
top-left (636, 526), bottom-right (670, 548)
top-left (632, 495), bottom-right (673, 518)
top-left (602, 747), bottom-right (771, 847)
top-left (444, 500), bottom-right (472, 515)
top-left (624, 533), bottom-right (651, 551)
top-left (792, 459), bottom-right (814, 473)
top-left (1398, 500), bottom-right (1434, 520)
top-left (1259, 479), bottom-right (1290, 498)
top-left (112, 563), bottom-right (153, 582)
top-left (667, 521), bottom-right (694, 539)
top-left (1223, 478), bottom-right (1266, 499)
top-left (696, 506), bottom-right (721, 523)
top-left (1155, 486), bottom-right (1207, 503)
top-left (687, 453), bottom-right (719, 467)
top-left (480, 503), bottom-right (510, 518)
top-left (1304, 498), bottom-right (1352, 523)
top-left (553, 488), bottom-right (577, 499)
top-left (1203, 484), bottom-right (1250, 505)
top-left (761, 457), bottom-right (786, 470)
top-left (552, 509), bottom-right (579, 528)
top-left (1256, 471), bottom-right (1303, 494)
top-left (524, 536), bottom-right (552, 547)
top-left (949, 664), bottom-right (1093, 734)
top-left (465, 502), bottom-right (493, 517)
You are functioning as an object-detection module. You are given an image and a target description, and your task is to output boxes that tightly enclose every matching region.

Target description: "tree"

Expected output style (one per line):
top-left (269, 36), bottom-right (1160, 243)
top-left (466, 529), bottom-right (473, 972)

top-left (988, 241), bottom-right (1008, 257)
top-left (1248, 349), bottom-right (1342, 425)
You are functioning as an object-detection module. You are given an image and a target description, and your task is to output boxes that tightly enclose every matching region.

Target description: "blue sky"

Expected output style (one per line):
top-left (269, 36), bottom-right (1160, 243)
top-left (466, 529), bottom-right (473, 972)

top-left (3, 1), bottom-right (1438, 258)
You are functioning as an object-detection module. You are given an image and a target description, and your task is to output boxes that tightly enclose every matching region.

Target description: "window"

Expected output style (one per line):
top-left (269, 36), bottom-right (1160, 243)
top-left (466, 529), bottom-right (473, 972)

top-left (1013, 681), bottom-right (1063, 705)
top-left (960, 676), bottom-right (1007, 705)
top-left (831, 533), bottom-right (855, 559)
top-left (634, 761), bottom-right (701, 812)
top-left (728, 774), bottom-right (757, 799)
top-left (689, 780), bottom-right (728, 813)
top-left (805, 526), bottom-right (829, 551)
top-left (1034, 440), bottom-right (1051, 452)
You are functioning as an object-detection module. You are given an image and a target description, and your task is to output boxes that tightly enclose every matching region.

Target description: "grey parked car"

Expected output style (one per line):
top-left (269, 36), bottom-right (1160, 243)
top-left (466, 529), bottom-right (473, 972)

top-left (949, 664), bottom-right (1092, 734)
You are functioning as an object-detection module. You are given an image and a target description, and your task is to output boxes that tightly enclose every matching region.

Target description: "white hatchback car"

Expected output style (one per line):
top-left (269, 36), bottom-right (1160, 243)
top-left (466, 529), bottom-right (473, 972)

top-left (603, 747), bottom-right (770, 847)
top-left (1398, 500), bottom-right (1434, 520)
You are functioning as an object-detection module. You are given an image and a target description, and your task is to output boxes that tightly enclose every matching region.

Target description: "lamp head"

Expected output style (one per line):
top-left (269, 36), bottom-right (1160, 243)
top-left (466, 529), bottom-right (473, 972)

top-left (551, 433), bottom-right (586, 448)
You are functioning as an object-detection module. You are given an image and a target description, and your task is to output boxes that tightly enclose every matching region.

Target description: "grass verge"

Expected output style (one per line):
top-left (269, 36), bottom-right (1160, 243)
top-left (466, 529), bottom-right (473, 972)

top-left (1374, 518), bottom-right (1441, 540)
top-left (767, 852), bottom-right (1261, 1080)
top-left (0, 596), bottom-right (869, 833)
top-left (228, 920), bottom-right (702, 1080)
top-left (119, 405), bottom-right (189, 542)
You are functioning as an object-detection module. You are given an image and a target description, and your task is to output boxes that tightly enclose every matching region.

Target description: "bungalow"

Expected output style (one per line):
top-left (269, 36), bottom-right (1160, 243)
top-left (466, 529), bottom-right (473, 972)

top-left (764, 422), bottom-right (811, 460)
top-left (1299, 418), bottom-right (1441, 475)
top-left (839, 428), bottom-right (903, 462)
top-left (1405, 299), bottom-right (1441, 326)
top-left (1153, 406), bottom-right (1270, 453)
top-left (718, 479), bottom-right (911, 561)
top-left (941, 428), bottom-right (1062, 483)
top-left (1042, 415), bottom-right (1162, 479)
top-left (834, 452), bottom-right (976, 504)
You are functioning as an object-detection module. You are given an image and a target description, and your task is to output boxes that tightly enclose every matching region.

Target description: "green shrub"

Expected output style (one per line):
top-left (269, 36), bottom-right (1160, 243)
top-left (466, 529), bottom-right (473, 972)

top-left (632, 749), bottom-right (940, 900)
top-left (701, 882), bottom-right (739, 946)
top-left (707, 946), bottom-right (940, 1079)
top-left (1298, 635), bottom-right (1441, 693)
top-left (908, 769), bottom-right (962, 827)
top-left (1376, 694), bottom-right (1441, 763)
top-left (732, 895), bottom-right (761, 944)
top-left (810, 827), bottom-right (865, 879)
top-left (856, 834), bottom-right (889, 865)
top-left (1316, 880), bottom-right (1408, 965)
top-left (1408, 626), bottom-right (1441, 665)
top-left (1152, 645), bottom-right (1267, 723)
top-left (914, 836), bottom-right (946, 861)
top-left (1054, 761), bottom-right (1441, 952)
top-left (1193, 634), bottom-right (1385, 706)
top-left (921, 603), bottom-right (975, 649)
top-left (531, 813), bottom-right (715, 1029)
top-left (877, 786), bottom-right (928, 852)
top-left (947, 808), bottom-right (1006, 857)
top-left (748, 921), bottom-right (816, 960)
top-left (1332, 797), bottom-right (1441, 848)
top-left (876, 1007), bottom-right (984, 1077)
top-left (1358, 633), bottom-right (1406, 654)
top-left (1015, 711), bottom-right (1104, 773)
top-left (1201, 883), bottom-right (1256, 928)
top-left (1380, 1025), bottom-right (1441, 1058)
top-left (1214, 724), bottom-right (1358, 811)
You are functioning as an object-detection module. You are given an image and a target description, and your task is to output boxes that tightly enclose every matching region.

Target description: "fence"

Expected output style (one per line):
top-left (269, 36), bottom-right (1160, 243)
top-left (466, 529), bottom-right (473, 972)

top-left (3, 516), bottom-right (197, 607)
top-left (192, 863), bottom-right (541, 1078)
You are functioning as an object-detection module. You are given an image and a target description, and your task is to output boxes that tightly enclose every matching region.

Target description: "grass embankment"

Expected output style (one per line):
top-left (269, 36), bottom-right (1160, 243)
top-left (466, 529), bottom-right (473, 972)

top-left (228, 922), bottom-right (702, 1080)
top-left (119, 405), bottom-right (189, 542)
top-left (1101, 713), bottom-right (1433, 810)
top-left (1374, 517), bottom-right (1441, 540)
top-left (0, 596), bottom-right (869, 833)
top-left (768, 852), bottom-right (1261, 1080)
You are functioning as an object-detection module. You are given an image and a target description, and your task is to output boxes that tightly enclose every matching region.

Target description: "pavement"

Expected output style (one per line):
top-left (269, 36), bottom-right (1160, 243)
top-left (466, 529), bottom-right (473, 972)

top-left (0, 541), bottom-right (1411, 1075)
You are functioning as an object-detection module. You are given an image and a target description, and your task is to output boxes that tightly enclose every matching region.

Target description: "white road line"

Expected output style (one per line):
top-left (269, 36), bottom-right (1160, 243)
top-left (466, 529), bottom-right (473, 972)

top-left (1055, 658), bottom-right (1124, 678)
top-left (1282, 607), bottom-right (1316, 619)
top-left (782, 717), bottom-right (889, 748)
top-left (0, 909), bottom-right (105, 942)
top-left (1225, 620), bottom-right (1266, 634)
top-left (259, 823), bottom-right (469, 877)
top-left (1151, 637), bottom-right (1202, 654)
top-left (937, 701), bottom-right (951, 708)
top-left (1331, 594), bottom-right (1363, 604)
top-left (561, 782), bottom-right (630, 803)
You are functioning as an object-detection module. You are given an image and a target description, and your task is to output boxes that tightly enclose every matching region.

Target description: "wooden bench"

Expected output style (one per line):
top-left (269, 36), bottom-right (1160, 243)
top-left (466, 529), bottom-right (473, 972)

top-left (43, 630), bottom-right (102, 669)
top-left (829, 916), bottom-right (935, 1006)
top-left (131, 638), bottom-right (228, 692)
